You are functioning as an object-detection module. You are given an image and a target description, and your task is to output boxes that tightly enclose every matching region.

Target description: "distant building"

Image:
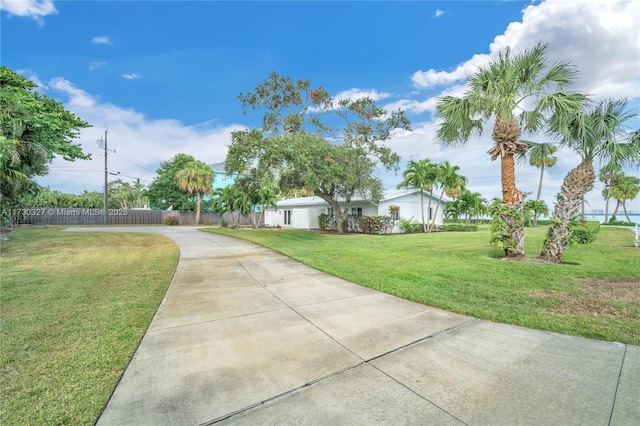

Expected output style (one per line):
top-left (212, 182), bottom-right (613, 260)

top-left (209, 162), bottom-right (237, 190)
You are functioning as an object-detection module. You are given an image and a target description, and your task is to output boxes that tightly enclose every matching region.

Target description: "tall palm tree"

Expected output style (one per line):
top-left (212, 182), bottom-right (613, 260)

top-left (609, 174), bottom-right (640, 223)
top-left (397, 159), bottom-right (438, 232)
top-left (540, 99), bottom-right (640, 263)
top-left (599, 164), bottom-right (624, 223)
top-left (459, 190), bottom-right (486, 225)
top-left (254, 184), bottom-right (279, 228)
top-left (436, 42), bottom-right (585, 257)
top-left (431, 161), bottom-right (467, 232)
top-left (520, 141), bottom-right (557, 201)
top-left (175, 160), bottom-right (214, 225)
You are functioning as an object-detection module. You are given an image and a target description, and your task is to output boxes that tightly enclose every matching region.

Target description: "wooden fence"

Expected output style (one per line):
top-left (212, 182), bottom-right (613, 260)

top-left (12, 208), bottom-right (260, 226)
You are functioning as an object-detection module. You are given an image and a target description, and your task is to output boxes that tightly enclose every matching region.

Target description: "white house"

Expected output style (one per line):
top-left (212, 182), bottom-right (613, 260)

top-left (264, 188), bottom-right (448, 232)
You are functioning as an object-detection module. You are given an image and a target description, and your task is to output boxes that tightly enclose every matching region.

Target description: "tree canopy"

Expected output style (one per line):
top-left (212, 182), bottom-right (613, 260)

top-left (0, 66), bottom-right (91, 211)
top-left (227, 72), bottom-right (411, 234)
top-left (147, 153), bottom-right (199, 211)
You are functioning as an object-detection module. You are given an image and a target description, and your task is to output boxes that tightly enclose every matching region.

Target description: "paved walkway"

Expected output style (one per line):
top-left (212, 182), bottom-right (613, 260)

top-left (65, 227), bottom-right (639, 426)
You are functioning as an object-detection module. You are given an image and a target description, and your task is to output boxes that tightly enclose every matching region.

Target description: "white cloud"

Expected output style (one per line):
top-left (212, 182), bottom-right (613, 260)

top-left (16, 69), bottom-right (48, 90)
top-left (435, 9), bottom-right (445, 17)
top-left (88, 61), bottom-right (107, 70)
top-left (412, 0), bottom-right (640, 99)
top-left (411, 53), bottom-right (491, 88)
top-left (36, 78), bottom-right (243, 194)
top-left (334, 88), bottom-right (391, 103)
top-left (398, 0), bottom-right (640, 212)
top-left (122, 73), bottom-right (142, 80)
top-left (0, 0), bottom-right (56, 23)
top-left (91, 36), bottom-right (111, 45)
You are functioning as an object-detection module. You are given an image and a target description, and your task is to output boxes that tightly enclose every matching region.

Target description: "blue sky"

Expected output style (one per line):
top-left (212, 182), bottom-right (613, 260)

top-left (2, 0), bottom-right (639, 213)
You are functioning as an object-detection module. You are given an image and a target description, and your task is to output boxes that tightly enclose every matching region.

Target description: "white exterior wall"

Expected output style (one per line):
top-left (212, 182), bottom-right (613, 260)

top-left (379, 193), bottom-right (445, 229)
top-left (265, 206), bottom-right (325, 229)
top-left (265, 191), bottom-right (445, 232)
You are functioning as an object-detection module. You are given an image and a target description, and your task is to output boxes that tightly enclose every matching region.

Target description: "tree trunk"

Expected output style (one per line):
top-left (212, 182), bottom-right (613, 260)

top-left (540, 160), bottom-right (595, 263)
top-left (536, 164), bottom-right (545, 201)
top-left (623, 201), bottom-right (631, 223)
top-left (502, 202), bottom-right (526, 257)
top-left (612, 200), bottom-right (621, 218)
top-left (500, 152), bottom-right (526, 257)
top-left (420, 191), bottom-right (426, 232)
top-left (432, 189), bottom-right (445, 230)
top-left (195, 193), bottom-right (201, 225)
top-left (426, 185), bottom-right (434, 233)
top-left (604, 196), bottom-right (610, 223)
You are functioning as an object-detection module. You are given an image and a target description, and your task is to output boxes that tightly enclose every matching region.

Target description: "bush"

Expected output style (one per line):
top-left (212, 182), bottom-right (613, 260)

top-left (398, 218), bottom-right (422, 233)
top-left (603, 216), bottom-right (636, 226)
top-left (317, 213), bottom-right (336, 231)
top-left (569, 221), bottom-right (600, 244)
top-left (358, 215), bottom-right (394, 235)
top-left (220, 219), bottom-right (229, 228)
top-left (164, 215), bottom-right (180, 226)
top-left (444, 223), bottom-right (478, 232)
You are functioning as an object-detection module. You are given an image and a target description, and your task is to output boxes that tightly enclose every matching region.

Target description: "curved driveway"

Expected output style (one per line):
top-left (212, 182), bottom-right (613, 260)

top-left (64, 227), bottom-right (639, 426)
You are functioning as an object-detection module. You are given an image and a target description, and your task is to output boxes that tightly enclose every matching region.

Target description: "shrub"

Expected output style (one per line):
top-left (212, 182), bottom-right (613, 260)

top-left (164, 215), bottom-right (180, 226)
top-left (603, 216), bottom-right (636, 226)
top-left (444, 223), bottom-right (478, 232)
top-left (398, 218), bottom-right (422, 233)
top-left (569, 220), bottom-right (600, 244)
top-left (358, 215), bottom-right (395, 235)
top-left (220, 219), bottom-right (229, 228)
top-left (317, 213), bottom-right (336, 231)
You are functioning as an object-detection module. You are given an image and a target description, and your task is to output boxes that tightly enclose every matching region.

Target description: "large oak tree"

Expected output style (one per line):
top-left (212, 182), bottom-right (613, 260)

top-left (226, 72), bottom-right (411, 234)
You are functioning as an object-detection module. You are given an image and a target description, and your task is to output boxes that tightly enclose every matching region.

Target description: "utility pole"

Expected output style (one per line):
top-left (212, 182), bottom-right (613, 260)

top-left (103, 130), bottom-right (108, 225)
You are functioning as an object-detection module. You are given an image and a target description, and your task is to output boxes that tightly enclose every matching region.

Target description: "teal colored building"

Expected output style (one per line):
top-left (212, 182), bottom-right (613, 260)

top-left (210, 162), bottom-right (238, 190)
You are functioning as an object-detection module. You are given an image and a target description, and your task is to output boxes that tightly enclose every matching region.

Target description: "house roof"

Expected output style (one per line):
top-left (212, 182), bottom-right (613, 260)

top-left (209, 162), bottom-right (227, 173)
top-left (382, 188), bottom-right (448, 203)
top-left (274, 189), bottom-right (448, 208)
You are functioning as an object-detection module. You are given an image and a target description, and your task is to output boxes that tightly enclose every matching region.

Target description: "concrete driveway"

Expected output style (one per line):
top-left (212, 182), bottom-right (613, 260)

top-left (64, 227), bottom-right (639, 426)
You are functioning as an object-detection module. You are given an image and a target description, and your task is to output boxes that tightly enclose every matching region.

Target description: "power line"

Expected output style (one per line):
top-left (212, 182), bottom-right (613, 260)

top-left (122, 158), bottom-right (157, 174)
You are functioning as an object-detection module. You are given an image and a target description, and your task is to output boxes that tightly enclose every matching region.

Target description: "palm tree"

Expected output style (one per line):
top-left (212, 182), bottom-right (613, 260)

top-left (599, 165), bottom-right (624, 223)
top-left (540, 99), bottom-right (640, 263)
top-left (132, 178), bottom-right (146, 208)
top-left (519, 141), bottom-right (557, 201)
top-left (609, 174), bottom-right (640, 223)
top-left (212, 186), bottom-right (234, 223)
top-left (254, 184), bottom-right (279, 228)
top-left (436, 42), bottom-right (585, 257)
top-left (397, 159), bottom-right (438, 232)
top-left (524, 199), bottom-right (549, 227)
top-left (175, 160), bottom-right (214, 225)
top-left (443, 199), bottom-right (463, 223)
top-left (430, 161), bottom-right (467, 232)
top-left (459, 190), bottom-right (486, 225)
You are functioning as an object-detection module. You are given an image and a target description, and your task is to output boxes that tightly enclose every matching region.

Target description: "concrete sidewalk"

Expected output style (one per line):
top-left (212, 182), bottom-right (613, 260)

top-left (65, 227), bottom-right (639, 425)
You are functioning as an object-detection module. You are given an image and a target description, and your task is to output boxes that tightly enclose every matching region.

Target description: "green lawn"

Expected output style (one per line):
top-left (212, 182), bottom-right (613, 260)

top-left (0, 226), bottom-right (179, 425)
top-left (203, 226), bottom-right (640, 345)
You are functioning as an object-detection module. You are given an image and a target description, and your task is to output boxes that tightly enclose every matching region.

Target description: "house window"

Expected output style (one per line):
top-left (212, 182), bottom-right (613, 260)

top-left (392, 208), bottom-right (399, 221)
top-left (351, 207), bottom-right (363, 217)
top-left (284, 210), bottom-right (293, 225)
top-left (429, 207), bottom-right (433, 220)
top-left (327, 207), bottom-right (333, 216)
